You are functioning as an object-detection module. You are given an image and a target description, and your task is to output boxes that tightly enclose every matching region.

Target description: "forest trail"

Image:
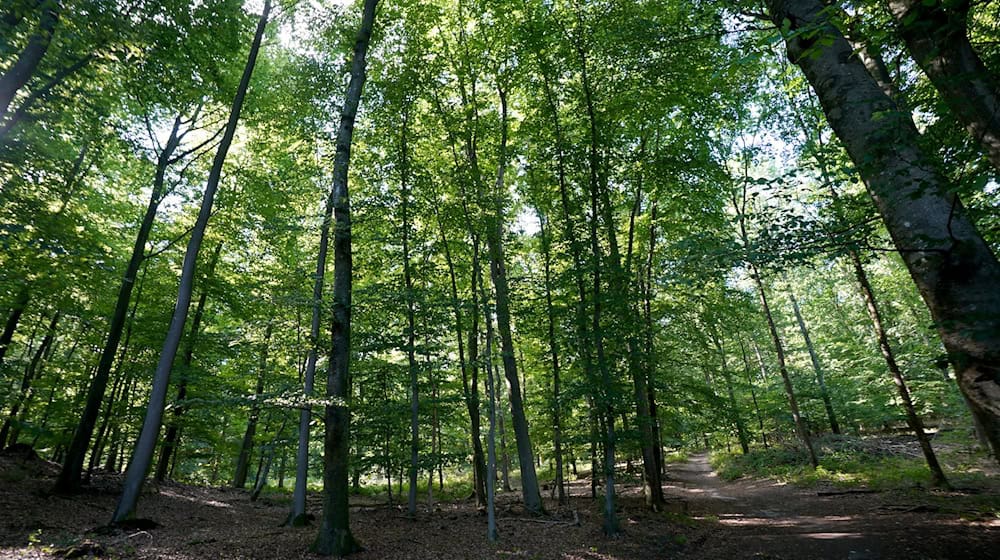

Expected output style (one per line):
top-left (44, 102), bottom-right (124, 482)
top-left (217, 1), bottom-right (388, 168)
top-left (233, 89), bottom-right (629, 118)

top-left (663, 452), bottom-right (999, 559)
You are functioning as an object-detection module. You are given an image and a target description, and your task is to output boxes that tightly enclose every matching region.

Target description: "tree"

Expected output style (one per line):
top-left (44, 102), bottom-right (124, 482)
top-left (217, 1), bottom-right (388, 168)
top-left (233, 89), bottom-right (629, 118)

top-left (312, 0), bottom-right (378, 555)
top-left (111, 0), bottom-right (271, 522)
top-left (767, 0), bottom-right (1000, 462)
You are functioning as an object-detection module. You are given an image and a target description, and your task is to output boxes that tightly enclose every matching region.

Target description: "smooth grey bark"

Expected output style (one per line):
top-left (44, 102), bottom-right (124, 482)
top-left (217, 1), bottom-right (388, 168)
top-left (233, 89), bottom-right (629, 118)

top-left (482, 86), bottom-right (543, 514)
top-left (786, 285), bottom-right (841, 435)
top-left (234, 323), bottom-right (272, 489)
top-left (312, 1), bottom-right (377, 555)
top-left (479, 258), bottom-right (499, 542)
top-left (0, 0), bottom-right (58, 118)
top-left (56, 112), bottom-right (187, 494)
top-left (887, 0), bottom-right (1000, 171)
top-left (155, 241), bottom-right (222, 482)
top-left (110, 1), bottom-right (270, 522)
top-left (768, 0), bottom-right (1000, 462)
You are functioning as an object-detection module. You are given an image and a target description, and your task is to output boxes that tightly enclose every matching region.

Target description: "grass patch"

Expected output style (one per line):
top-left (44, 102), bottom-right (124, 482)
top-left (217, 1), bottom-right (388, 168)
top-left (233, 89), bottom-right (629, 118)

top-left (708, 433), bottom-right (993, 490)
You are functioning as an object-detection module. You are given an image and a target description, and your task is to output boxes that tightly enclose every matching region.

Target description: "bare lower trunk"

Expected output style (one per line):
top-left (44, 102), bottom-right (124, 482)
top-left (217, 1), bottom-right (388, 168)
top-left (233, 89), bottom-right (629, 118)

top-left (234, 324), bottom-right (272, 489)
top-left (786, 285), bottom-right (840, 434)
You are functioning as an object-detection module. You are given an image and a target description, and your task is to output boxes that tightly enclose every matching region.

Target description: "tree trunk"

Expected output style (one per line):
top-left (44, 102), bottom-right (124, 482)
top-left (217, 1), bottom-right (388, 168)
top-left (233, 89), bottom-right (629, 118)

top-left (234, 323), bottom-right (272, 489)
top-left (400, 105), bottom-right (420, 518)
top-left (710, 330), bottom-right (750, 455)
top-left (786, 285), bottom-right (840, 434)
top-left (0, 286), bottom-right (29, 367)
top-left (312, 1), bottom-right (376, 555)
top-left (482, 86), bottom-right (543, 514)
top-left (56, 113), bottom-right (186, 494)
top-left (887, 0), bottom-right (1000, 171)
top-left (480, 269), bottom-right (499, 542)
top-left (110, 2), bottom-right (270, 522)
top-left (156, 241), bottom-right (222, 482)
top-left (768, 0), bottom-right (1000, 462)
top-left (537, 212), bottom-right (566, 504)
top-left (738, 336), bottom-right (769, 449)
top-left (435, 209), bottom-right (487, 506)
top-left (0, 310), bottom-right (58, 447)
top-left (0, 0), bottom-right (59, 118)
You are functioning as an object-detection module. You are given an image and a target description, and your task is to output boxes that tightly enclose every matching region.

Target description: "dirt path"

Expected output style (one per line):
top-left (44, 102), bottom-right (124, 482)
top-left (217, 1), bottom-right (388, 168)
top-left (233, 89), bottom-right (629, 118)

top-left (663, 453), bottom-right (999, 559)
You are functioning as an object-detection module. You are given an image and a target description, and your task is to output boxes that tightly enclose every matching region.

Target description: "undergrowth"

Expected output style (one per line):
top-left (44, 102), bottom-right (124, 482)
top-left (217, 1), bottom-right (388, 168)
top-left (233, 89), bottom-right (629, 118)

top-left (709, 432), bottom-right (994, 490)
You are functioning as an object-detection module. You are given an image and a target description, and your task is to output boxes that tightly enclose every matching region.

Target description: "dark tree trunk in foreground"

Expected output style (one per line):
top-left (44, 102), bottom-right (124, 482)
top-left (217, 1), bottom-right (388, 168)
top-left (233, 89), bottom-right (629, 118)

top-left (155, 241), bottom-right (222, 482)
top-left (234, 323), bottom-right (273, 489)
top-left (110, 2), bottom-right (270, 522)
top-left (312, 0), bottom-right (377, 555)
top-left (786, 286), bottom-right (840, 435)
top-left (887, 0), bottom-right (1000, 171)
top-left (56, 113), bottom-right (187, 494)
top-left (768, 0), bottom-right (1000, 462)
top-left (482, 87), bottom-right (543, 514)
top-left (0, 0), bottom-right (59, 118)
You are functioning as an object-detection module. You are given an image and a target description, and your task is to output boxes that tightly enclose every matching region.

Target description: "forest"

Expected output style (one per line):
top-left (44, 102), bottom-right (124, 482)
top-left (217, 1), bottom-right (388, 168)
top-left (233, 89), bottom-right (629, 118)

top-left (1, 0), bottom-right (999, 558)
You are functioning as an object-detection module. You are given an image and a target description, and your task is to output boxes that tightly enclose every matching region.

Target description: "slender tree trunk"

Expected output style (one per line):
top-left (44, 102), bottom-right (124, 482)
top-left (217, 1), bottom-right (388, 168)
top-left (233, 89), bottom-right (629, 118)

top-left (312, 1), bottom-right (376, 554)
top-left (887, 0), bottom-right (1000, 171)
top-left (0, 310), bottom-right (58, 447)
top-left (482, 87), bottom-right (543, 514)
top-left (234, 323), bottom-right (272, 489)
top-left (156, 241), bottom-right (221, 481)
top-left (56, 113), bottom-right (186, 494)
top-left (400, 105), bottom-right (420, 517)
top-left (435, 210), bottom-right (487, 506)
top-left (110, 3), bottom-right (270, 521)
top-left (710, 329), bottom-right (750, 455)
top-left (768, 0), bottom-right (1000, 462)
top-left (0, 286), bottom-right (29, 367)
top-left (786, 285), bottom-right (840, 434)
top-left (537, 212), bottom-right (566, 504)
top-left (739, 336), bottom-right (769, 449)
top-left (481, 269), bottom-right (499, 542)
top-left (0, 0), bottom-right (59, 118)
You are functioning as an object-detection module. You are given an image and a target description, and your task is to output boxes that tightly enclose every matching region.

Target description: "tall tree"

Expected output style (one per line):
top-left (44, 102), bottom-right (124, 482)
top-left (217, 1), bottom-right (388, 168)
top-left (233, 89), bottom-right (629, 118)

top-left (110, 0), bottom-right (271, 522)
top-left (312, 0), bottom-right (378, 555)
top-left (767, 0), bottom-right (1000, 462)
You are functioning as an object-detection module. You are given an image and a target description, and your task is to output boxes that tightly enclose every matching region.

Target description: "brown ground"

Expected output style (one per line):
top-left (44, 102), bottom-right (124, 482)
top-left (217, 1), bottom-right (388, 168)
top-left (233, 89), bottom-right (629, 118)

top-left (0, 450), bottom-right (997, 559)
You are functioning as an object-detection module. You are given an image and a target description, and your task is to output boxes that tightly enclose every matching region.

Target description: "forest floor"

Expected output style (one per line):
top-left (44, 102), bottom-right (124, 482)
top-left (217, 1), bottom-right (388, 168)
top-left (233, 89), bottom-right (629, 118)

top-left (1, 439), bottom-right (998, 559)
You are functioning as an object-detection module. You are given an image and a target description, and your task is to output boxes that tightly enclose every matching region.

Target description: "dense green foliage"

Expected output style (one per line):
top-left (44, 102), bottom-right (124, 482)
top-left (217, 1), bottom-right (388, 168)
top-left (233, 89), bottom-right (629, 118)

top-left (1, 0), bottom-right (998, 550)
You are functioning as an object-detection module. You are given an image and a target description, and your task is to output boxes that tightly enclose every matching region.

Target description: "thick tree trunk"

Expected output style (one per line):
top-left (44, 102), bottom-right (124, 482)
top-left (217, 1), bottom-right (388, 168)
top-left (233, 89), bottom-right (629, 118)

top-left (0, 0), bottom-right (59, 118)
top-left (786, 286), bottom-right (840, 435)
top-left (110, 2), bottom-right (270, 522)
top-left (887, 0), bottom-right (1000, 171)
top-left (56, 114), bottom-right (186, 494)
top-left (155, 241), bottom-right (221, 482)
top-left (312, 1), bottom-right (376, 555)
top-left (234, 323), bottom-right (272, 489)
top-left (768, 0), bottom-right (1000, 462)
